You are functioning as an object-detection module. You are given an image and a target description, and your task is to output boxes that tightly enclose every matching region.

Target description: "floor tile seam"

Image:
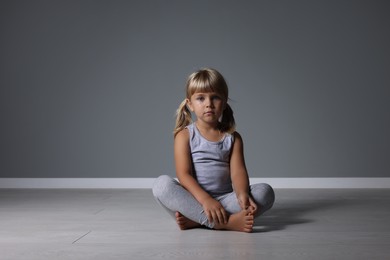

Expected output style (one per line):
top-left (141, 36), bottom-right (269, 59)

top-left (72, 231), bottom-right (92, 244)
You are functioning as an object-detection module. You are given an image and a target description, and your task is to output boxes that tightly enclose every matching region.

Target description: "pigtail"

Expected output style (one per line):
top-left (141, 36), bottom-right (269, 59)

top-left (173, 99), bottom-right (192, 137)
top-left (220, 103), bottom-right (236, 134)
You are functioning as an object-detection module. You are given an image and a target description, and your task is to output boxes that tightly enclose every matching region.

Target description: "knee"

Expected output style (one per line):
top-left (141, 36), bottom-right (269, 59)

top-left (152, 175), bottom-right (174, 199)
top-left (263, 183), bottom-right (275, 207)
top-left (251, 183), bottom-right (275, 209)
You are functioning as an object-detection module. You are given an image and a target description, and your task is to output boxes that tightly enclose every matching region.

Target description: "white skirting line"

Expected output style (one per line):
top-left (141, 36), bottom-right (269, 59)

top-left (0, 178), bottom-right (390, 189)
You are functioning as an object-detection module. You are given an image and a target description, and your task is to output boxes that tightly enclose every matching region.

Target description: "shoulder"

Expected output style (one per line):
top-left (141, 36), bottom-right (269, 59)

top-left (231, 131), bottom-right (244, 149)
top-left (174, 128), bottom-right (190, 144)
top-left (174, 128), bottom-right (191, 160)
top-left (232, 131), bottom-right (243, 142)
top-left (229, 131), bottom-right (245, 160)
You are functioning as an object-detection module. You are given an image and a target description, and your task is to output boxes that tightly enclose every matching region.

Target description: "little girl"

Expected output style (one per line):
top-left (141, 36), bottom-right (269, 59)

top-left (153, 68), bottom-right (274, 232)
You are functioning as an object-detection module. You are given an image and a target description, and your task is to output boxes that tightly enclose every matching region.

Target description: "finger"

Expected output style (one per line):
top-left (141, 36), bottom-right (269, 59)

top-left (206, 210), bottom-right (213, 223)
top-left (243, 198), bottom-right (250, 209)
top-left (211, 211), bottom-right (219, 224)
top-left (221, 208), bottom-right (228, 224)
top-left (249, 197), bottom-right (257, 207)
top-left (215, 210), bottom-right (224, 225)
top-left (249, 198), bottom-right (258, 211)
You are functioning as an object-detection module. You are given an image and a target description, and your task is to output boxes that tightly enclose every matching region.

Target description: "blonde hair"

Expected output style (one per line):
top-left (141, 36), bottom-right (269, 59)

top-left (173, 68), bottom-right (236, 137)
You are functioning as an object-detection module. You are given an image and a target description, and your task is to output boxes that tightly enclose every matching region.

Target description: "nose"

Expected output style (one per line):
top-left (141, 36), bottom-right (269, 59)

top-left (205, 97), bottom-right (214, 108)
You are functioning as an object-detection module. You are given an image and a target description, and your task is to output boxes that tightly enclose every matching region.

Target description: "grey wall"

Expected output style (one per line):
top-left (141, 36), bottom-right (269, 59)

top-left (1, 0), bottom-right (389, 178)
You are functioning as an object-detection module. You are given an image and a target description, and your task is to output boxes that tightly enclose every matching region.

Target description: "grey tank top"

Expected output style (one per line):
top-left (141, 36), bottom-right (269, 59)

top-left (186, 123), bottom-right (234, 197)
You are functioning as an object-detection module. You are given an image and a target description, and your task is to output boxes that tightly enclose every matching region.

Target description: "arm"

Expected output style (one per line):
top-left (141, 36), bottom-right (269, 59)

top-left (230, 132), bottom-right (258, 214)
top-left (174, 129), bottom-right (227, 224)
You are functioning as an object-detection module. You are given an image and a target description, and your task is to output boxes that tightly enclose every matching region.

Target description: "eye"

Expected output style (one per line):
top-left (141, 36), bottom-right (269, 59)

top-left (196, 96), bottom-right (204, 101)
top-left (211, 95), bottom-right (221, 101)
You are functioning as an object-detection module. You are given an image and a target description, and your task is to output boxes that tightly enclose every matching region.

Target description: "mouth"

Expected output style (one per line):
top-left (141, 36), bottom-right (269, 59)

top-left (204, 111), bottom-right (215, 115)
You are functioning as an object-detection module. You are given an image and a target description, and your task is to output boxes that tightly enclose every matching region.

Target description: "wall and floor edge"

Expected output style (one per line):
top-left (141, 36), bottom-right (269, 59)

top-left (0, 178), bottom-right (389, 189)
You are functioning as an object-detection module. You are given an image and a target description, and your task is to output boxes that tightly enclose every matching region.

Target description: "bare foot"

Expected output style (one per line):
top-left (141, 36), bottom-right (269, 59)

top-left (214, 210), bottom-right (254, 233)
top-left (175, 212), bottom-right (201, 230)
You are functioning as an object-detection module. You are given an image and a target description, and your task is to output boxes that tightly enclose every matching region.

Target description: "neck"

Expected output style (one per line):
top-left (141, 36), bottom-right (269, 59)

top-left (195, 121), bottom-right (219, 132)
top-left (194, 121), bottom-right (224, 142)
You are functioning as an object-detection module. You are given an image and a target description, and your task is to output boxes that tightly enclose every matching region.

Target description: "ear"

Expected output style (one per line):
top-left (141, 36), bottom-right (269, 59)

top-left (186, 98), bottom-right (194, 112)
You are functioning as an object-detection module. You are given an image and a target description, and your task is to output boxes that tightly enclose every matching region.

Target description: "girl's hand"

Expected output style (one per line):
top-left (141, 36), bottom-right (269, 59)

top-left (202, 197), bottom-right (228, 225)
top-left (238, 193), bottom-right (258, 215)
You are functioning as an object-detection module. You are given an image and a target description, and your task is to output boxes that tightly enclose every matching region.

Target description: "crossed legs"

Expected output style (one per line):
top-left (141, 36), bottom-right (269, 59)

top-left (152, 175), bottom-right (275, 232)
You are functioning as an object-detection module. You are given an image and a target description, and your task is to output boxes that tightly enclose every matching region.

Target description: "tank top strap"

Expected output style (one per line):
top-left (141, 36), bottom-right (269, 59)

top-left (185, 123), bottom-right (196, 141)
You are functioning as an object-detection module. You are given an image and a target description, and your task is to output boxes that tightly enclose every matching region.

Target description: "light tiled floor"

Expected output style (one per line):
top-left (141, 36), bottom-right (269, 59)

top-left (0, 189), bottom-right (389, 259)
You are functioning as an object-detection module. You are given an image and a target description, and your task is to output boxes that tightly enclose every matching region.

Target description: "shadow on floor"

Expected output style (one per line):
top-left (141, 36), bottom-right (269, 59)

top-left (253, 197), bottom-right (349, 233)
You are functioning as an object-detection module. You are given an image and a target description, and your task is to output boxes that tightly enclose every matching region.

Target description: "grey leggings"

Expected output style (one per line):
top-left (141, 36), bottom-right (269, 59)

top-left (152, 175), bottom-right (275, 229)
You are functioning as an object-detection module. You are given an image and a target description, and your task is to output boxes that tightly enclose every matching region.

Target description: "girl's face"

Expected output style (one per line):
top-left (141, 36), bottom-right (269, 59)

top-left (187, 91), bottom-right (225, 126)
